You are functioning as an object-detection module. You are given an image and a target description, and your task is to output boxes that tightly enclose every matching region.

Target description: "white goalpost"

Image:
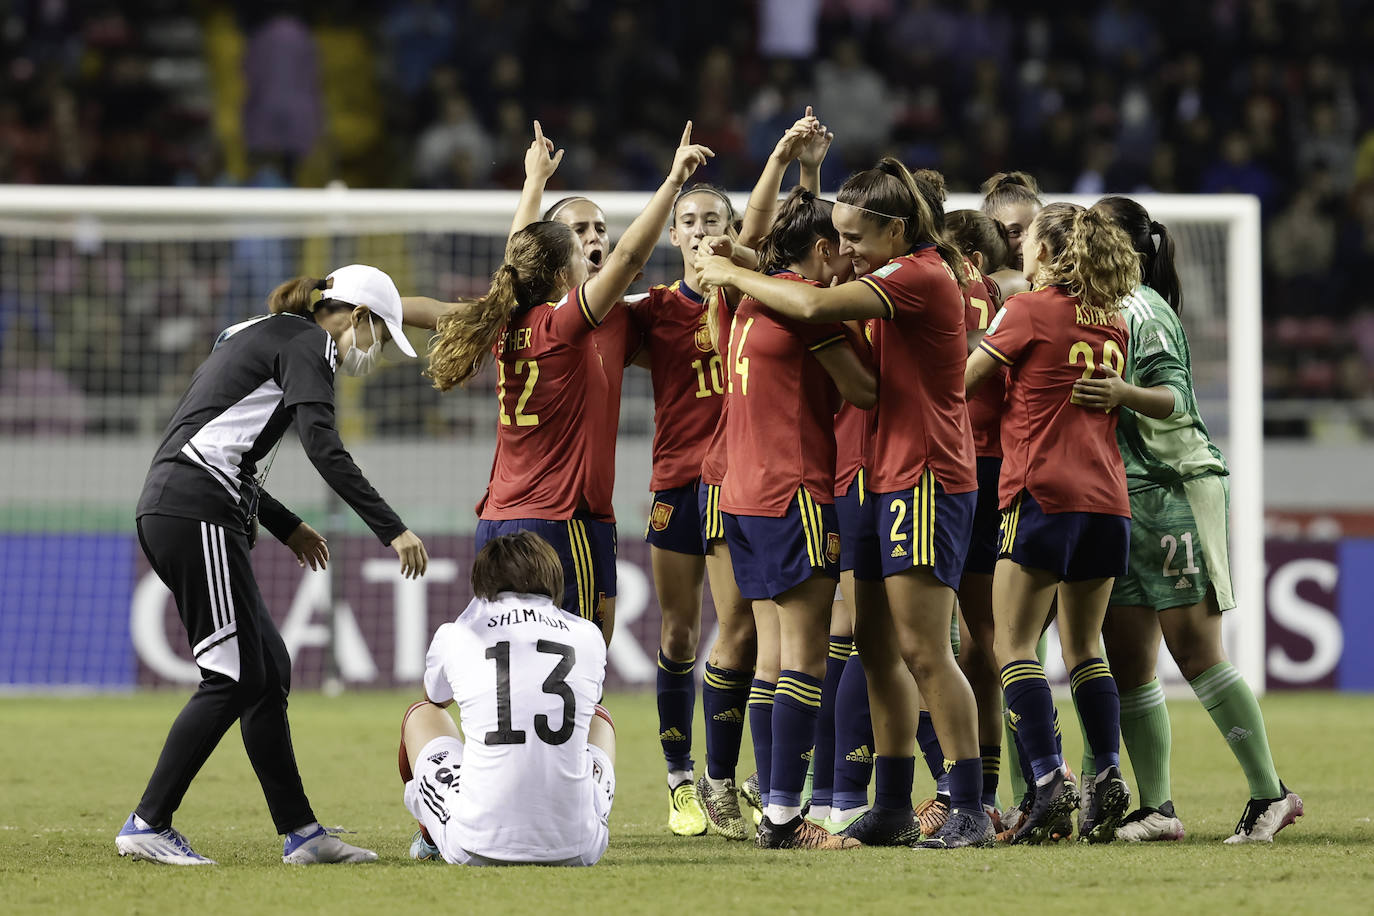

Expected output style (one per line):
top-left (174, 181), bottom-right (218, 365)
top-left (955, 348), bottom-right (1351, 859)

top-left (0, 186), bottom-right (1263, 694)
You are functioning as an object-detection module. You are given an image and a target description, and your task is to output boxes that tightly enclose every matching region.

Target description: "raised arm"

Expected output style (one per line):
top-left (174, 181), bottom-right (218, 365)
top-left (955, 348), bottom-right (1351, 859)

top-left (696, 254), bottom-right (888, 323)
top-left (509, 120), bottom-right (564, 240)
top-left (739, 108), bottom-right (827, 249)
top-left (581, 122), bottom-right (714, 323)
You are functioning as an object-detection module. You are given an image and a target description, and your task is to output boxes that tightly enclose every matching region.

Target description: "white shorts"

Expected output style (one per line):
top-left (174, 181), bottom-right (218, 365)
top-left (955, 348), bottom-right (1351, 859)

top-left (403, 736), bottom-right (615, 866)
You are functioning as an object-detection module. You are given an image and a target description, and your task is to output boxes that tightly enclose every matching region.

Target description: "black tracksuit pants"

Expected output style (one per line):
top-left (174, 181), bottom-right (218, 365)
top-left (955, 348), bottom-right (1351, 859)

top-left (134, 514), bottom-right (315, 834)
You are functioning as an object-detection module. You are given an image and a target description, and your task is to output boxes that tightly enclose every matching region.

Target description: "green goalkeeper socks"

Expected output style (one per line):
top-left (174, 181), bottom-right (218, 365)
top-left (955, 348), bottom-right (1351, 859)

top-left (1189, 661), bottom-right (1282, 800)
top-left (1119, 679), bottom-right (1173, 810)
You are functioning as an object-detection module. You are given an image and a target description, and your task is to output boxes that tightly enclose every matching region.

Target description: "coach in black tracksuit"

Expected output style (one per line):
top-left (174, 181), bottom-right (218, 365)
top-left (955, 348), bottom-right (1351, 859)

top-left (126, 271), bottom-right (428, 856)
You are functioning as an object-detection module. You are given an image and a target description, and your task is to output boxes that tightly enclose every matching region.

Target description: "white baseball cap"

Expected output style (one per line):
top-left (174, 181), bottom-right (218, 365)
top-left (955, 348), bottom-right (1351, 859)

top-left (319, 264), bottom-right (417, 358)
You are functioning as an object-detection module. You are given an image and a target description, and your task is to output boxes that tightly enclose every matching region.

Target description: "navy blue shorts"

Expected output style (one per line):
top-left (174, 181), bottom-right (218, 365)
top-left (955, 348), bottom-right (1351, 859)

top-left (997, 490), bottom-right (1130, 581)
top-left (698, 482), bottom-right (725, 545)
top-left (645, 481), bottom-right (706, 556)
top-left (962, 456), bottom-right (1004, 578)
top-left (722, 489), bottom-right (840, 600)
top-left (855, 469), bottom-right (975, 590)
top-left (475, 515), bottom-right (617, 626)
top-left (834, 472), bottom-right (870, 574)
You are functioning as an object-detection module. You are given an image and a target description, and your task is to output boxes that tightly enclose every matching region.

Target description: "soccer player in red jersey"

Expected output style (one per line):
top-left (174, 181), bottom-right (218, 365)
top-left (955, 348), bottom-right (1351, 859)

top-left (965, 202), bottom-right (1141, 845)
top-left (413, 122), bottom-right (713, 645)
top-left (502, 123), bottom-right (644, 581)
top-left (979, 172), bottom-right (1042, 299)
top-left (623, 180), bottom-right (734, 835)
top-left (690, 279), bottom-right (764, 840)
top-left (698, 157), bottom-right (993, 850)
top-left (715, 188), bottom-right (875, 850)
top-left (946, 208), bottom-right (1013, 821)
top-left (630, 113), bottom-right (833, 837)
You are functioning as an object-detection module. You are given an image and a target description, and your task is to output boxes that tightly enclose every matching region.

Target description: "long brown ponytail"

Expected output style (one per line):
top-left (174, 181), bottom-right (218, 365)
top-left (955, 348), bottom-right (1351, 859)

top-left (1092, 196), bottom-right (1183, 314)
top-left (838, 157), bottom-right (967, 288)
top-left (426, 221), bottom-right (577, 391)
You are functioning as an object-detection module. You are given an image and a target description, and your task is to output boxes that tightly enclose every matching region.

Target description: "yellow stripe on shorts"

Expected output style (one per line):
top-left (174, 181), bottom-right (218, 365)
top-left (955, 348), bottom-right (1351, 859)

top-left (567, 520), bottom-right (594, 620)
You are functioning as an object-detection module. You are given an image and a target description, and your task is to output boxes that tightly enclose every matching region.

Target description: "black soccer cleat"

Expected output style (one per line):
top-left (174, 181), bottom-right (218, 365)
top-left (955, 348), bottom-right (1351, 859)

top-left (838, 805), bottom-right (924, 847)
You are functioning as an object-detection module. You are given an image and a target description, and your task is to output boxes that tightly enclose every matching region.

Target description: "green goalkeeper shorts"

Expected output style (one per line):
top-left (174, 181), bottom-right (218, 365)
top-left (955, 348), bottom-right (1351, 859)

top-left (1110, 474), bottom-right (1235, 613)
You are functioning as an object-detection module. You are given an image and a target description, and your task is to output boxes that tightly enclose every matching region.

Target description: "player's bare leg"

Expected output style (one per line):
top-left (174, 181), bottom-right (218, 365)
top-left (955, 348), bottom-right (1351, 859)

top-left (885, 570), bottom-right (979, 762)
top-left (705, 543), bottom-right (757, 672)
top-left (596, 596), bottom-right (617, 648)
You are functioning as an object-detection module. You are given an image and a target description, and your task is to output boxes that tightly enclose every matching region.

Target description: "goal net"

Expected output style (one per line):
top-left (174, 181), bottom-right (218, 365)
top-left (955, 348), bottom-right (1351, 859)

top-left (0, 187), bottom-right (1261, 694)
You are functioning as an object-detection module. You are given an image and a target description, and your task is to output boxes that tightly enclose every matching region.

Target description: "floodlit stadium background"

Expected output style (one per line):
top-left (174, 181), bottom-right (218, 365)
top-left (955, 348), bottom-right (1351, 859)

top-left (0, 1), bottom-right (1370, 694)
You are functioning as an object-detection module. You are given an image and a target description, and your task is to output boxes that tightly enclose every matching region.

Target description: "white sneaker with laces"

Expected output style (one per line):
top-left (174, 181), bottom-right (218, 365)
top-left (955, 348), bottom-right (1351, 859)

top-left (1116, 802), bottom-right (1186, 842)
top-left (282, 824), bottom-right (378, 864)
top-left (1223, 785), bottom-right (1303, 845)
top-left (115, 813), bottom-right (216, 865)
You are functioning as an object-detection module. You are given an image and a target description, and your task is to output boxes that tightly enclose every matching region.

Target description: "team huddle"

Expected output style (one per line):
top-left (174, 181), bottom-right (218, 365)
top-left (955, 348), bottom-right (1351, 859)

top-left (116, 110), bottom-right (1300, 868)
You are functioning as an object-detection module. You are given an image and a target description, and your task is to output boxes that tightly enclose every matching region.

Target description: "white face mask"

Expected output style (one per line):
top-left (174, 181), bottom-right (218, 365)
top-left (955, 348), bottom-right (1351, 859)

top-left (339, 313), bottom-right (384, 376)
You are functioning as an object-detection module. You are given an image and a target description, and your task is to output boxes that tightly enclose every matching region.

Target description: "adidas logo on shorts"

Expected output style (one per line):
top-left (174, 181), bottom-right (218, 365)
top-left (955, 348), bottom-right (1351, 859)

top-left (428, 751), bottom-right (449, 765)
top-left (891, 544), bottom-right (908, 559)
top-left (1175, 576), bottom-right (1193, 590)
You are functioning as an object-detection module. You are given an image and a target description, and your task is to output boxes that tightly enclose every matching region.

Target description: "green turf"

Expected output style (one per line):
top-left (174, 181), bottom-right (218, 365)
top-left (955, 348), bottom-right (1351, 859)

top-left (2, 690), bottom-right (1370, 915)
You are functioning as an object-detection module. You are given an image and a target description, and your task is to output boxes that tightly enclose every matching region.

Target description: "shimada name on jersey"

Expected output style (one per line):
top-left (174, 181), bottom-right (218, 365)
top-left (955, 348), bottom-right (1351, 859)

top-left (486, 606), bottom-right (573, 630)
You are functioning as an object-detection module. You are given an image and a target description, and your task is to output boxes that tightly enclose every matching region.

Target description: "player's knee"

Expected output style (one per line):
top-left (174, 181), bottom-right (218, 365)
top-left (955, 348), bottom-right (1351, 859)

top-left (659, 621), bottom-right (699, 661)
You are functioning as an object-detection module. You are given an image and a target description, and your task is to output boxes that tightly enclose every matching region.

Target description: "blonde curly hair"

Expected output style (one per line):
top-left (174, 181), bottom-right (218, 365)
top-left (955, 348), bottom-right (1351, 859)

top-left (1029, 202), bottom-right (1140, 325)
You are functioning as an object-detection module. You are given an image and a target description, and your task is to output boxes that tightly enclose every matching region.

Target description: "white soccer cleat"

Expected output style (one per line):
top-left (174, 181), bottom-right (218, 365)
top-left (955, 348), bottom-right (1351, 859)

top-left (282, 825), bottom-right (379, 864)
top-left (1116, 801), bottom-right (1186, 842)
top-left (115, 813), bottom-right (216, 865)
top-left (1224, 784), bottom-right (1303, 845)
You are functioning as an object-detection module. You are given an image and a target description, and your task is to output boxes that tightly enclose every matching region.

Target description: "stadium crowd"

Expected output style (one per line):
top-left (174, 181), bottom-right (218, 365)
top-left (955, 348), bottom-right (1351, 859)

top-left (0, 0), bottom-right (1372, 419)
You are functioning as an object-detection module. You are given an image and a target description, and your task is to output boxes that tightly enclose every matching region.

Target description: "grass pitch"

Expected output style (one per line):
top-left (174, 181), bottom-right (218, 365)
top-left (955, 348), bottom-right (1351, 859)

top-left (2, 690), bottom-right (1370, 915)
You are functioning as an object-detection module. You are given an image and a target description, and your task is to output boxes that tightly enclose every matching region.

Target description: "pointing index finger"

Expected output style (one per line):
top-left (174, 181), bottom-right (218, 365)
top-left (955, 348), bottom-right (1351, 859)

top-left (533, 119), bottom-right (544, 143)
top-left (680, 121), bottom-right (693, 147)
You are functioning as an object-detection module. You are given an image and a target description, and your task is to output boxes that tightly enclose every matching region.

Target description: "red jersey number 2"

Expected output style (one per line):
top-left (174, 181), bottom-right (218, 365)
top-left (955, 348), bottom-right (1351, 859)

top-left (498, 359), bottom-right (540, 426)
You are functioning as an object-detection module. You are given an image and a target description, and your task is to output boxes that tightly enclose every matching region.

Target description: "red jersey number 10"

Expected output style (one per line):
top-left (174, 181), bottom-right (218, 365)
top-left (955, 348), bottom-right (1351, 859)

top-left (692, 355), bottom-right (725, 399)
top-left (498, 358), bottom-right (541, 427)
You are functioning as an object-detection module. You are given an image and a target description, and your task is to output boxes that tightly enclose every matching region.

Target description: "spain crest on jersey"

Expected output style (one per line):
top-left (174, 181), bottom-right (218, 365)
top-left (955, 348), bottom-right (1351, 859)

top-left (649, 501), bottom-right (675, 532)
top-left (825, 532), bottom-right (841, 565)
top-left (695, 310), bottom-right (714, 353)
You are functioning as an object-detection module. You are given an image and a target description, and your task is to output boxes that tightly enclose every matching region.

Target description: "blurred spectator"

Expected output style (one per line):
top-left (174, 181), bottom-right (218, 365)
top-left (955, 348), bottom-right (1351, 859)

top-left (759, 0), bottom-right (822, 59)
top-left (413, 91), bottom-right (493, 188)
top-left (2, 0), bottom-right (1374, 414)
top-left (242, 10), bottom-right (322, 180)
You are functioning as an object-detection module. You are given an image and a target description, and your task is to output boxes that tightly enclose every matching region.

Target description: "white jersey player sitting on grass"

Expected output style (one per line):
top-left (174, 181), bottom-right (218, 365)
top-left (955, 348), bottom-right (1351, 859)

top-left (399, 531), bottom-right (616, 865)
